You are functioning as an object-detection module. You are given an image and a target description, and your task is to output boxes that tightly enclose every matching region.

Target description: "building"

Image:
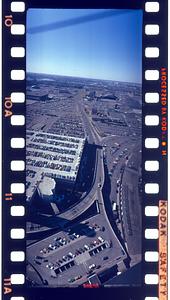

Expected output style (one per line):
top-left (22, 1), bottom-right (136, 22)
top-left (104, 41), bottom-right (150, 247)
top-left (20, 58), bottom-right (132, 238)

top-left (27, 90), bottom-right (49, 101)
top-left (38, 176), bottom-right (56, 201)
top-left (26, 130), bottom-right (85, 202)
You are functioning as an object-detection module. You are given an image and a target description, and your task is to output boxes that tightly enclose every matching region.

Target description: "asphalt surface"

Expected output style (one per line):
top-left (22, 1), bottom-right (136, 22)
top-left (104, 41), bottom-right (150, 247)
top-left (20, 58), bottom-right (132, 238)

top-left (27, 214), bottom-right (127, 286)
top-left (27, 97), bottom-right (128, 286)
top-left (119, 145), bottom-right (142, 266)
top-left (27, 85), bottom-right (142, 286)
top-left (27, 104), bottom-right (103, 233)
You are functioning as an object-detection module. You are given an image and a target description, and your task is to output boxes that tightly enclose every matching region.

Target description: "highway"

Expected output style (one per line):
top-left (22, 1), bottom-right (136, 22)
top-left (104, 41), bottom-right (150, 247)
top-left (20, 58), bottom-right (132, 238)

top-left (27, 99), bottom-right (129, 285)
top-left (27, 185), bottom-right (127, 286)
top-left (26, 75), bottom-right (142, 286)
top-left (27, 98), bottom-right (140, 270)
top-left (117, 145), bottom-right (142, 266)
top-left (27, 99), bottom-right (105, 234)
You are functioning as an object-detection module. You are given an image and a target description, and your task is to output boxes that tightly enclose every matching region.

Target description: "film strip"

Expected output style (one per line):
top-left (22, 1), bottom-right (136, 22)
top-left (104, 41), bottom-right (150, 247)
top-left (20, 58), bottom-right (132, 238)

top-left (2, 1), bottom-right (168, 300)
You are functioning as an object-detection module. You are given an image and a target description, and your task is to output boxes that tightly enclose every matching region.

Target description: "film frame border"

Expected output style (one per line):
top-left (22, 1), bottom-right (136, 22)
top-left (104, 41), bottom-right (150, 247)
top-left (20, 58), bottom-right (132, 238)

top-left (2, 0), bottom-right (168, 299)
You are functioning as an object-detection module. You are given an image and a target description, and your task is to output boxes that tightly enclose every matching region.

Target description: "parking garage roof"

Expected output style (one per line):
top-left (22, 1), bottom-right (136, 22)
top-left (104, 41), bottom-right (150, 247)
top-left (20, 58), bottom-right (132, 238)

top-left (26, 130), bottom-right (85, 201)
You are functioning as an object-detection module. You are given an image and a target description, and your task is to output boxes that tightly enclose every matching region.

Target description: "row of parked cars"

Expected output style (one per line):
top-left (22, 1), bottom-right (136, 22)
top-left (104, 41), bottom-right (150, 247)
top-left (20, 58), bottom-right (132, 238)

top-left (39, 234), bottom-right (106, 257)
top-left (39, 236), bottom-right (75, 255)
top-left (46, 253), bottom-right (75, 270)
top-left (39, 221), bottom-right (103, 256)
top-left (72, 236), bottom-right (106, 256)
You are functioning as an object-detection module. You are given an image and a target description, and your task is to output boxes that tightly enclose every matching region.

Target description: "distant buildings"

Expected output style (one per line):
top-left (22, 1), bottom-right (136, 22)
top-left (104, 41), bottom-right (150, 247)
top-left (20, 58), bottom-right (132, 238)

top-left (27, 90), bottom-right (49, 101)
top-left (100, 94), bottom-right (117, 101)
top-left (26, 130), bottom-right (85, 202)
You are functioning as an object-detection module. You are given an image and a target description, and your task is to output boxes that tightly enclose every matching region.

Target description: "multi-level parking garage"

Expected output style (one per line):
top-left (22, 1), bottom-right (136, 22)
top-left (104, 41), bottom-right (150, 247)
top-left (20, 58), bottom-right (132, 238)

top-left (26, 130), bottom-right (85, 202)
top-left (26, 74), bottom-right (142, 286)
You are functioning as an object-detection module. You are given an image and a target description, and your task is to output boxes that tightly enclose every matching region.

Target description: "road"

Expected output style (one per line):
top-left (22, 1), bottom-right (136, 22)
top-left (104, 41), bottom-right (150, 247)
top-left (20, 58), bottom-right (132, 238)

top-left (27, 98), bottom-right (105, 234)
top-left (27, 100), bottom-right (129, 285)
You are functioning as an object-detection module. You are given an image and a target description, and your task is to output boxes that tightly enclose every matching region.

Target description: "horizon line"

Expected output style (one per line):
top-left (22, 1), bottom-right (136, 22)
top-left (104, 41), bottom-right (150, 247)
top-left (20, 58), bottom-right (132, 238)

top-left (27, 71), bottom-right (142, 85)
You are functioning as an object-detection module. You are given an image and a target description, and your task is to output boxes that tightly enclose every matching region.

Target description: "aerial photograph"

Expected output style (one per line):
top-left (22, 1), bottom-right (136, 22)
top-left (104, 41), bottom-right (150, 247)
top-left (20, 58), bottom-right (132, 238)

top-left (26, 9), bottom-right (143, 287)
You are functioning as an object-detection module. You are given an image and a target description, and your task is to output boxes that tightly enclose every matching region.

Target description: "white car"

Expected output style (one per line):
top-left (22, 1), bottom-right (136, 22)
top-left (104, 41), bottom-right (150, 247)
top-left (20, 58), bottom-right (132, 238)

top-left (89, 264), bottom-right (96, 270)
top-left (68, 252), bottom-right (74, 258)
top-left (84, 245), bottom-right (89, 250)
top-left (98, 236), bottom-right (104, 243)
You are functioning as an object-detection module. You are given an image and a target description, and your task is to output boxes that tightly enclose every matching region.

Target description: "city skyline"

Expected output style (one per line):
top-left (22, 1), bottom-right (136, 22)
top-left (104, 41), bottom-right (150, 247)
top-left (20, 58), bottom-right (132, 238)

top-left (27, 9), bottom-right (143, 83)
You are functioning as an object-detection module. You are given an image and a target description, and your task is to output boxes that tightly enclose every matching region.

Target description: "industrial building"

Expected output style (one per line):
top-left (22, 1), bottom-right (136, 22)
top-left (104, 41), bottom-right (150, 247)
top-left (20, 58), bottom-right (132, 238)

top-left (26, 130), bottom-right (85, 202)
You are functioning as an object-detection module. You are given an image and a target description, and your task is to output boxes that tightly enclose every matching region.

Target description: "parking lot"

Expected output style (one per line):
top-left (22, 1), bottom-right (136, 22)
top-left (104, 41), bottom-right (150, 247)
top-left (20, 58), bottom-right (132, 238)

top-left (26, 74), bottom-right (142, 286)
top-left (27, 214), bottom-right (126, 286)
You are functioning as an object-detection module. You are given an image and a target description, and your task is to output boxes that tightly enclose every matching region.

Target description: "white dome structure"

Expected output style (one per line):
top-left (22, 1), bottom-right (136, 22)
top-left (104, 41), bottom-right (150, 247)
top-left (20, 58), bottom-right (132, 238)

top-left (38, 176), bottom-right (56, 202)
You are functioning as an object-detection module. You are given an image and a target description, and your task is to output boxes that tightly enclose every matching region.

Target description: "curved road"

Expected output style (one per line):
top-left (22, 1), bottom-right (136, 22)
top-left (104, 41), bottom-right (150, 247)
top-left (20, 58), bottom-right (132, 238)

top-left (27, 102), bottom-right (104, 233)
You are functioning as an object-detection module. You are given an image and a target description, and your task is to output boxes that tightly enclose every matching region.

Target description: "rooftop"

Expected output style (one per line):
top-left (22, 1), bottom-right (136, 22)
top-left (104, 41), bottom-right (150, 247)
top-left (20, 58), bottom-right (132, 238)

top-left (27, 90), bottom-right (49, 97)
top-left (38, 176), bottom-right (56, 197)
top-left (26, 130), bottom-right (85, 201)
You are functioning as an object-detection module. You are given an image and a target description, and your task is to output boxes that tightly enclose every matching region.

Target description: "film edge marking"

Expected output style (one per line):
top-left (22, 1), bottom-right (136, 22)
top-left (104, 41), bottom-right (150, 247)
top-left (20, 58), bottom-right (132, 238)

top-left (158, 200), bottom-right (168, 300)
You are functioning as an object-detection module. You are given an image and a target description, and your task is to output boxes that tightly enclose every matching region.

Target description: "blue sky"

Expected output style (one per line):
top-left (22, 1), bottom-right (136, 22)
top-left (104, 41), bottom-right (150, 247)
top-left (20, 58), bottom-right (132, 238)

top-left (27, 9), bottom-right (143, 83)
